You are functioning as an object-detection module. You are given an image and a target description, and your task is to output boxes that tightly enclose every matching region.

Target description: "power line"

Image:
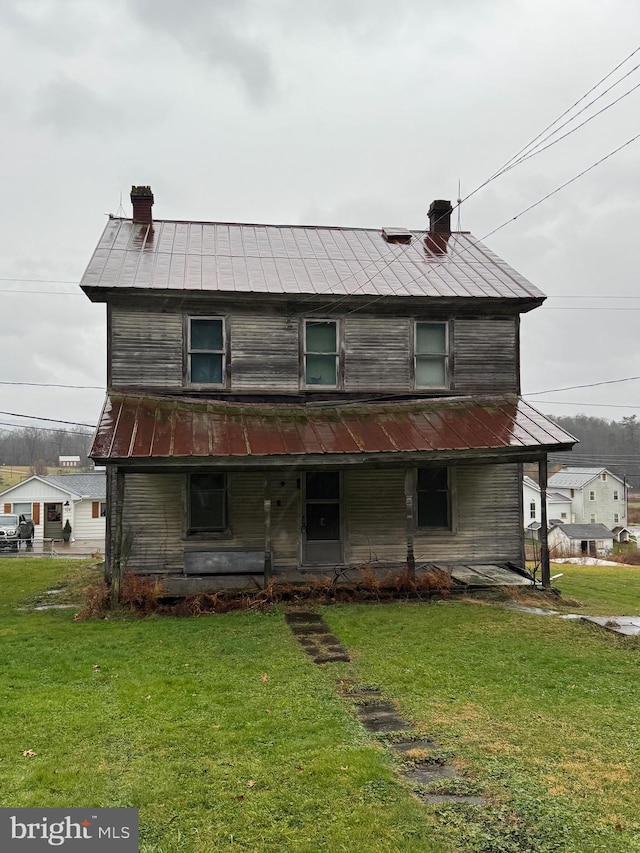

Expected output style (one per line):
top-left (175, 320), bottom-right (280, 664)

top-left (0, 277), bottom-right (79, 284)
top-left (476, 131), bottom-right (640, 245)
top-left (497, 63), bottom-right (640, 177)
top-left (534, 400), bottom-right (640, 410)
top-left (0, 421), bottom-right (93, 437)
top-left (526, 375), bottom-right (640, 396)
top-left (0, 289), bottom-right (83, 296)
top-left (0, 380), bottom-right (104, 390)
top-left (0, 410), bottom-right (95, 428)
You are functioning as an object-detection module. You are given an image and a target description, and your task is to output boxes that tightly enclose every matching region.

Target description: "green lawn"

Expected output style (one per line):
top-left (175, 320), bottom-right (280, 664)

top-left (553, 561), bottom-right (640, 614)
top-left (1, 560), bottom-right (640, 851)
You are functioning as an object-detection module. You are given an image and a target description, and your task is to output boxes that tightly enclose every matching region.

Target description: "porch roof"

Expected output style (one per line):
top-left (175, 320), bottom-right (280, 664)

top-left (90, 393), bottom-right (577, 466)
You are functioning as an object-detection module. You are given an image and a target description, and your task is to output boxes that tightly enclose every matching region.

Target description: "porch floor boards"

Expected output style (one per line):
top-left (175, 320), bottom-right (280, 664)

top-left (159, 562), bottom-right (533, 594)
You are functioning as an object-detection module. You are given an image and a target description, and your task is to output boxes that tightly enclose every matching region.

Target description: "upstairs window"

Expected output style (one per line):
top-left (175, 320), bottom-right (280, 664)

top-left (589, 490), bottom-right (596, 501)
top-left (417, 467), bottom-right (450, 528)
top-left (188, 317), bottom-right (225, 385)
top-left (529, 501), bottom-right (536, 519)
top-left (613, 490), bottom-right (619, 500)
top-left (188, 473), bottom-right (227, 533)
top-left (415, 322), bottom-right (448, 388)
top-left (601, 472), bottom-right (607, 481)
top-left (614, 513), bottom-right (620, 524)
top-left (304, 320), bottom-right (339, 387)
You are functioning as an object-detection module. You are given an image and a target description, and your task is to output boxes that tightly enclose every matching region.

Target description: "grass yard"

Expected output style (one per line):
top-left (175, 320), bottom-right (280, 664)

top-left (553, 561), bottom-right (640, 614)
top-left (1, 560), bottom-right (640, 851)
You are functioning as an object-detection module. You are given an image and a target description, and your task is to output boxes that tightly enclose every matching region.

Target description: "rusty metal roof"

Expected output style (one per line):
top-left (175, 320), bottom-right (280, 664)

top-left (80, 218), bottom-right (544, 303)
top-left (91, 394), bottom-right (576, 464)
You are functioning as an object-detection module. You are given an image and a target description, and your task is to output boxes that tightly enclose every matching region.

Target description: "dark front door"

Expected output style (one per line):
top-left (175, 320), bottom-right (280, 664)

top-left (44, 503), bottom-right (63, 539)
top-left (303, 471), bottom-right (342, 564)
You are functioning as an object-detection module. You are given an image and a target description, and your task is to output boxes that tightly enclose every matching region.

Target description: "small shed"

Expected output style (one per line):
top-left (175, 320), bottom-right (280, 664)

top-left (548, 523), bottom-right (614, 558)
top-left (611, 525), bottom-right (632, 544)
top-left (0, 473), bottom-right (106, 543)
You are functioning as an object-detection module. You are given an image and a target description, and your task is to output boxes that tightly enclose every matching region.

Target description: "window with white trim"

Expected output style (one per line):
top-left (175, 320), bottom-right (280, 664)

top-left (614, 513), bottom-right (620, 524)
top-left (13, 502), bottom-right (32, 520)
top-left (560, 512), bottom-right (567, 519)
top-left (601, 472), bottom-right (607, 481)
top-left (303, 320), bottom-right (339, 387)
top-left (417, 467), bottom-right (450, 528)
top-left (613, 490), bottom-right (619, 500)
top-left (529, 501), bottom-right (536, 519)
top-left (589, 490), bottom-right (595, 501)
top-left (415, 322), bottom-right (449, 388)
top-left (100, 502), bottom-right (107, 518)
top-left (188, 317), bottom-right (225, 385)
top-left (188, 473), bottom-right (227, 533)
top-left (590, 513), bottom-right (596, 523)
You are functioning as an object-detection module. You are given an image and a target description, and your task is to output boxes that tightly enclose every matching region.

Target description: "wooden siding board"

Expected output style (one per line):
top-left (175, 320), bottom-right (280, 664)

top-left (111, 309), bottom-right (183, 388)
top-left (413, 464), bottom-right (521, 563)
top-left (108, 310), bottom-right (519, 395)
top-left (454, 318), bottom-right (518, 393)
top-left (123, 473), bottom-right (184, 573)
top-left (230, 314), bottom-right (299, 392)
top-left (344, 317), bottom-right (410, 390)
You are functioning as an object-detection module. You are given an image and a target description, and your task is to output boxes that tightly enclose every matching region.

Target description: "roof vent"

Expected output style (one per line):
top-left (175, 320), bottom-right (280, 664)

top-left (130, 185), bottom-right (154, 225)
top-left (382, 227), bottom-right (412, 244)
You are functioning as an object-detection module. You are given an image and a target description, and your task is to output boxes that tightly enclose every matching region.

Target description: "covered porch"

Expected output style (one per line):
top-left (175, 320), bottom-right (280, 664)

top-left (91, 393), bottom-right (577, 593)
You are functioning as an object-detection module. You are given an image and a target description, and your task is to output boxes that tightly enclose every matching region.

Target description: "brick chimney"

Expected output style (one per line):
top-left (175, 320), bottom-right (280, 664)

top-left (425, 199), bottom-right (453, 254)
top-left (130, 185), bottom-right (154, 224)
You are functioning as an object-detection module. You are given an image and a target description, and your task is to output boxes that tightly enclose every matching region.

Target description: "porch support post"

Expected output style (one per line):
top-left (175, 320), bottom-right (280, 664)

top-left (111, 467), bottom-right (125, 606)
top-left (264, 476), bottom-right (272, 584)
top-left (539, 456), bottom-right (550, 588)
top-left (404, 469), bottom-right (416, 580)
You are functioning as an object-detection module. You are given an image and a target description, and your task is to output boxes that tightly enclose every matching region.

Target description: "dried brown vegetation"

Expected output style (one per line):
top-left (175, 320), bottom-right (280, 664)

top-left (76, 564), bottom-right (451, 619)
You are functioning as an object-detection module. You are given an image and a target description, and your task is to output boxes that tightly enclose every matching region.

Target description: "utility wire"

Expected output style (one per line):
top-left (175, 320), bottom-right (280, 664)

top-left (0, 380), bottom-right (104, 390)
top-left (0, 410), bottom-right (95, 428)
top-left (525, 375), bottom-right (640, 396)
top-left (496, 63), bottom-right (640, 177)
top-left (0, 421), bottom-right (93, 437)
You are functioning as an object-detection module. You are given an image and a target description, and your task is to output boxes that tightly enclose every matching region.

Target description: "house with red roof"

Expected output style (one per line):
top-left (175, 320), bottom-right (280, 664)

top-left (81, 187), bottom-right (576, 592)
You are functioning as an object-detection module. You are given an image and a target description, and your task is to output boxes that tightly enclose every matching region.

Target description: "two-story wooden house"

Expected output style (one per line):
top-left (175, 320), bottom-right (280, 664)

top-left (81, 187), bottom-right (576, 592)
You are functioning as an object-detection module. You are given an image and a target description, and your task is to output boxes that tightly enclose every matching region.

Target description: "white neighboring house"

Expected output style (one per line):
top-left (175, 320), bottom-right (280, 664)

top-left (0, 473), bottom-right (106, 543)
top-left (548, 523), bottom-right (614, 558)
top-left (547, 467), bottom-right (627, 529)
top-left (523, 475), bottom-right (572, 534)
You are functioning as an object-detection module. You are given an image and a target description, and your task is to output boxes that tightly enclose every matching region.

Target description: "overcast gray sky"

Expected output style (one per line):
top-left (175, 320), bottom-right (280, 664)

top-left (2, 0), bottom-right (640, 435)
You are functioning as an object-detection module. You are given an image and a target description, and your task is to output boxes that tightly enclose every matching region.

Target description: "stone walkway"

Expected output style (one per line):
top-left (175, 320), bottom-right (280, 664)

top-left (286, 609), bottom-right (485, 807)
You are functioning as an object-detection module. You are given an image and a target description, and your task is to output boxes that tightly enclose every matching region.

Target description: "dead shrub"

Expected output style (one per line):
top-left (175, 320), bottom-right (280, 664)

top-left (74, 576), bottom-right (111, 620)
top-left (77, 564), bottom-right (453, 619)
top-left (617, 551), bottom-right (640, 566)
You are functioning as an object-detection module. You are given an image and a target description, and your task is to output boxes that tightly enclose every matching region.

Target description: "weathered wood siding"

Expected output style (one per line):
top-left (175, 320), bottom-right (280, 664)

top-left (111, 309), bottom-right (183, 388)
top-left (454, 318), bottom-right (518, 393)
top-left (109, 307), bottom-right (518, 393)
top-left (116, 463), bottom-right (522, 576)
top-left (343, 318), bottom-right (410, 390)
top-left (412, 464), bottom-right (522, 563)
top-left (123, 473), bottom-right (184, 573)
top-left (345, 464), bottom-right (521, 565)
top-left (230, 315), bottom-right (299, 392)
top-left (120, 471), bottom-right (301, 574)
